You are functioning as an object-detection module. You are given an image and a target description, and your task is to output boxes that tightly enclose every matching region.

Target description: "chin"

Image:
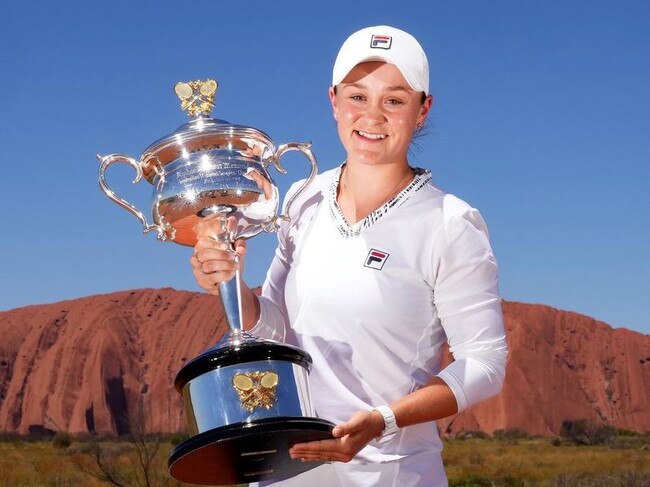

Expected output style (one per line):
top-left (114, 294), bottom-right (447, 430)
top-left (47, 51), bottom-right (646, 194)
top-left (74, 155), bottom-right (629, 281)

top-left (348, 152), bottom-right (397, 167)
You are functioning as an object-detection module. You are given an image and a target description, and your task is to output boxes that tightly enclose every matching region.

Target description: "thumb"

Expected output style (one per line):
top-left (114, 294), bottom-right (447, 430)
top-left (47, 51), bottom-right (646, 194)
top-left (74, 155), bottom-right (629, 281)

top-left (332, 415), bottom-right (364, 438)
top-left (331, 423), bottom-right (351, 438)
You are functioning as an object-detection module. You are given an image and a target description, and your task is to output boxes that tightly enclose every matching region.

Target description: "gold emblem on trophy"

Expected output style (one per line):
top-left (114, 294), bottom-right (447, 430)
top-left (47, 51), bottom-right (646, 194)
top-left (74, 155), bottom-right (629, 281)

top-left (174, 79), bottom-right (218, 117)
top-left (232, 371), bottom-right (280, 411)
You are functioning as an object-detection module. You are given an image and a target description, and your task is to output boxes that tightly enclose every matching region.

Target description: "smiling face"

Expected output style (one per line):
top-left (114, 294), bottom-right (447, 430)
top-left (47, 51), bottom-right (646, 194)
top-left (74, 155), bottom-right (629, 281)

top-left (329, 61), bottom-right (432, 169)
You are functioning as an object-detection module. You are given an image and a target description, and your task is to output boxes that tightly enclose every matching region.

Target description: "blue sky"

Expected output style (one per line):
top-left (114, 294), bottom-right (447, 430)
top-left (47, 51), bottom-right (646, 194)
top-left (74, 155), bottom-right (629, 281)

top-left (1, 1), bottom-right (648, 334)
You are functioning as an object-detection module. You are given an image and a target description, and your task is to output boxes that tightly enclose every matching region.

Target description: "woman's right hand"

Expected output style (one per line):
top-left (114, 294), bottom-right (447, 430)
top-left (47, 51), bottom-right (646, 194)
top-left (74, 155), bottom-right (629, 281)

top-left (190, 216), bottom-right (247, 296)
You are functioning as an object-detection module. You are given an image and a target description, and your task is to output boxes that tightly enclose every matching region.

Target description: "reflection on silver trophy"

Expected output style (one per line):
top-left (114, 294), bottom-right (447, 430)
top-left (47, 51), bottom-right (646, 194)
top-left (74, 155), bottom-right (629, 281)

top-left (97, 79), bottom-right (334, 485)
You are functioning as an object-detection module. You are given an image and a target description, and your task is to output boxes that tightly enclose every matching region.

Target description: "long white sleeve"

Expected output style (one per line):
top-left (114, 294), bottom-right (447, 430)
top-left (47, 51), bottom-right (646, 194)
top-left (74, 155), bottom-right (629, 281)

top-left (250, 180), bottom-right (324, 342)
top-left (433, 205), bottom-right (508, 411)
top-left (252, 222), bottom-right (292, 342)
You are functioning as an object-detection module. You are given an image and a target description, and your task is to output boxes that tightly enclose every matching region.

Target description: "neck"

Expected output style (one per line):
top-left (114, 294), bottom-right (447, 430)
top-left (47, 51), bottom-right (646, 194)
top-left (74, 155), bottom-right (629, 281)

top-left (337, 162), bottom-right (414, 225)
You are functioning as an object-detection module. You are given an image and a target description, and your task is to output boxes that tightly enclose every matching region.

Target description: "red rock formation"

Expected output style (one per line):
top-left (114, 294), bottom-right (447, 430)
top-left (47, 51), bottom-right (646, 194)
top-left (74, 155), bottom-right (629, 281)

top-left (0, 290), bottom-right (648, 436)
top-left (0, 288), bottom-right (228, 435)
top-left (438, 301), bottom-right (650, 436)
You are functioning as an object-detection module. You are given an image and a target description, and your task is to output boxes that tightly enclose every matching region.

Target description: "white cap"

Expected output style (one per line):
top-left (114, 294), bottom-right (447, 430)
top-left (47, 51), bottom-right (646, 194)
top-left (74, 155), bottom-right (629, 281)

top-left (332, 25), bottom-right (429, 95)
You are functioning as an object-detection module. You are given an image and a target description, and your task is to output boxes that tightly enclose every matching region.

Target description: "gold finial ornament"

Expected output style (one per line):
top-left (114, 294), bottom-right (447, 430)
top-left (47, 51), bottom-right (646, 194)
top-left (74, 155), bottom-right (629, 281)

top-left (174, 79), bottom-right (219, 117)
top-left (232, 371), bottom-right (280, 411)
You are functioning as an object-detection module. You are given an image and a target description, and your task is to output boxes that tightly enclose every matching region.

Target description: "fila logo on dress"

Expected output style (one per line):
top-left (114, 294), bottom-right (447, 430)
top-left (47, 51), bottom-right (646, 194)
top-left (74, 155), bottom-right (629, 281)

top-left (370, 35), bottom-right (392, 49)
top-left (364, 249), bottom-right (389, 270)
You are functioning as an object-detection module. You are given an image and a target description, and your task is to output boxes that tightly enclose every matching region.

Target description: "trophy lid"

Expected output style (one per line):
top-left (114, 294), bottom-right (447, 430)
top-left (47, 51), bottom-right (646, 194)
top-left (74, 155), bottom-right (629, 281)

top-left (140, 79), bottom-right (275, 182)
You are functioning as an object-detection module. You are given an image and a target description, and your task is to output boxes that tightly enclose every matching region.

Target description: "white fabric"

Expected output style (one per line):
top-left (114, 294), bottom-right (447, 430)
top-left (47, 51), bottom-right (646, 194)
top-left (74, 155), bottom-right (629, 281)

top-left (252, 166), bottom-right (507, 487)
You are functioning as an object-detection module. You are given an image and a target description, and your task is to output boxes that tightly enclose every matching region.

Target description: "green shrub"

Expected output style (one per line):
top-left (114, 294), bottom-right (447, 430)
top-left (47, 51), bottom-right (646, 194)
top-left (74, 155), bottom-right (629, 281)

top-left (497, 475), bottom-right (525, 487)
top-left (52, 431), bottom-right (72, 449)
top-left (560, 419), bottom-right (615, 445)
top-left (545, 472), bottom-right (650, 486)
top-left (493, 428), bottom-right (529, 440)
top-left (450, 474), bottom-right (526, 486)
top-left (453, 430), bottom-right (490, 440)
top-left (449, 474), bottom-right (492, 486)
top-left (170, 433), bottom-right (187, 446)
top-left (592, 424), bottom-right (615, 444)
top-left (613, 427), bottom-right (639, 437)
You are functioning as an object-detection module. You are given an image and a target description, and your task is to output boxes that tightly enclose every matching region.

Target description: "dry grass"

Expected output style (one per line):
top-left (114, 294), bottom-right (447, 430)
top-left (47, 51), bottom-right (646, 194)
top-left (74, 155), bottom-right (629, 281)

top-left (0, 437), bottom-right (179, 487)
top-left (0, 436), bottom-right (648, 486)
top-left (443, 437), bottom-right (650, 486)
top-left (0, 440), bottom-right (94, 486)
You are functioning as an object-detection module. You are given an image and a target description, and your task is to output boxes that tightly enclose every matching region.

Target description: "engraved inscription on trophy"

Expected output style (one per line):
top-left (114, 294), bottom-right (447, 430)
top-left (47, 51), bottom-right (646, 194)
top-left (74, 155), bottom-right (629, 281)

top-left (176, 159), bottom-right (253, 186)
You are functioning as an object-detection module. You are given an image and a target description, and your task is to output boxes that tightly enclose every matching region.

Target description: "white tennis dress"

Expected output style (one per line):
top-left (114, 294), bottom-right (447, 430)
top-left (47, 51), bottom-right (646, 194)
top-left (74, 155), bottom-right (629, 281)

top-left (253, 165), bottom-right (507, 487)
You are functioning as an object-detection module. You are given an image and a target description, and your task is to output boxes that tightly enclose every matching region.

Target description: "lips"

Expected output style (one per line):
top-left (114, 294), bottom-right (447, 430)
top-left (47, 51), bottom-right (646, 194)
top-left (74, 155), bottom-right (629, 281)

top-left (355, 130), bottom-right (387, 140)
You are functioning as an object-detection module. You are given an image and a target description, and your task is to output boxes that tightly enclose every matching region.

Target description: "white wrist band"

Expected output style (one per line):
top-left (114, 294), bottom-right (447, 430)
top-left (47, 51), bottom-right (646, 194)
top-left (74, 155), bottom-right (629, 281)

top-left (373, 405), bottom-right (399, 440)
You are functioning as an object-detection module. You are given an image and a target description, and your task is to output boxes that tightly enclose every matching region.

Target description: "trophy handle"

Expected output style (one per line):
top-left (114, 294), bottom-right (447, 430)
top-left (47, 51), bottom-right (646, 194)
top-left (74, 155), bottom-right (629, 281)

top-left (268, 142), bottom-right (319, 228)
top-left (97, 153), bottom-right (167, 240)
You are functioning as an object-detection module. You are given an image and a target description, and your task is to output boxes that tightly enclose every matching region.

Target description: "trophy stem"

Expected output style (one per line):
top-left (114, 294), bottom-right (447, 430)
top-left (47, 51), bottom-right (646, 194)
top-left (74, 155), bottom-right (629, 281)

top-left (218, 268), bottom-right (244, 332)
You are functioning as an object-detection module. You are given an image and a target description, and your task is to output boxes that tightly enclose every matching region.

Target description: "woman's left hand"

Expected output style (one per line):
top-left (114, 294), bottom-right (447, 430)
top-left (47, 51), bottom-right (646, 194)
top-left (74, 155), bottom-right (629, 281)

top-left (289, 410), bottom-right (385, 463)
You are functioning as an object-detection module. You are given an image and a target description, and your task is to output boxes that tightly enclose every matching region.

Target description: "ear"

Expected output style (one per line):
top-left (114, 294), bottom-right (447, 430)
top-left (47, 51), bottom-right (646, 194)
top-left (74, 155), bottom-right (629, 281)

top-left (328, 86), bottom-right (338, 120)
top-left (416, 95), bottom-right (434, 127)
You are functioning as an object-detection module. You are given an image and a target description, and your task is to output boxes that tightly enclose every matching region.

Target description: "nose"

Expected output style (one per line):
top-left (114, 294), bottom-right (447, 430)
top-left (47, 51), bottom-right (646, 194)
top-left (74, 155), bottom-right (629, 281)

top-left (363, 99), bottom-right (387, 124)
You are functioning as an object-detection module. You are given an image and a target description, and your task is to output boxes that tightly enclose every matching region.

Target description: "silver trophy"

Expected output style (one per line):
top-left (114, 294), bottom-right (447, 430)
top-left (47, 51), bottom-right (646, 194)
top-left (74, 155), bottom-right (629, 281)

top-left (98, 79), bottom-right (333, 485)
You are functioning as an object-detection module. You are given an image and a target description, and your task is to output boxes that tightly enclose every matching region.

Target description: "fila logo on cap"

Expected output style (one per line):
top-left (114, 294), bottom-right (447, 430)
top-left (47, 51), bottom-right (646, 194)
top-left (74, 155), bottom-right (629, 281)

top-left (370, 34), bottom-right (392, 50)
top-left (364, 249), bottom-right (389, 270)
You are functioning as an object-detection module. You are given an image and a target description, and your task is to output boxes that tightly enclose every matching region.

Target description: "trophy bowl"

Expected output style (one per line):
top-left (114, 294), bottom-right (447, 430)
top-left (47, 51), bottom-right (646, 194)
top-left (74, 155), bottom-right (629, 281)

top-left (98, 79), bottom-right (334, 485)
top-left (169, 336), bottom-right (334, 485)
top-left (98, 79), bottom-right (315, 247)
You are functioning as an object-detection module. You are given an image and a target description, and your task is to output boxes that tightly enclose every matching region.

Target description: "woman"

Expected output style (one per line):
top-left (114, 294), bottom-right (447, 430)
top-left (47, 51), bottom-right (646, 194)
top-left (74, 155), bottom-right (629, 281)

top-left (191, 25), bottom-right (508, 486)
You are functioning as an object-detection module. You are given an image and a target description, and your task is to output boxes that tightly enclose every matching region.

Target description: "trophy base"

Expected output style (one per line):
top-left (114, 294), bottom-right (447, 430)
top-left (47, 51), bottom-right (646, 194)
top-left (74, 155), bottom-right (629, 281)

top-left (168, 416), bottom-right (334, 485)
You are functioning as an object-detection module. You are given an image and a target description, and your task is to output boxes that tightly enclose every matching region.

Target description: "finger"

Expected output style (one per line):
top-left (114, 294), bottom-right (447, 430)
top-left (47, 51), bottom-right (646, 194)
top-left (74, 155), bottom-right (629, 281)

top-left (233, 239), bottom-right (247, 256)
top-left (190, 255), bottom-right (207, 277)
top-left (294, 453), bottom-right (333, 462)
top-left (200, 259), bottom-right (239, 275)
top-left (243, 168), bottom-right (261, 181)
top-left (191, 253), bottom-right (238, 280)
top-left (191, 260), bottom-right (237, 280)
top-left (289, 448), bottom-right (349, 463)
top-left (196, 214), bottom-right (225, 240)
top-left (192, 268), bottom-right (230, 294)
top-left (244, 169), bottom-right (274, 200)
top-left (331, 415), bottom-right (365, 438)
top-left (244, 169), bottom-right (268, 191)
top-left (196, 215), bottom-right (238, 241)
top-left (195, 237), bottom-right (231, 252)
top-left (225, 215), bottom-right (238, 234)
top-left (195, 267), bottom-right (236, 286)
top-left (298, 452), bottom-right (349, 462)
top-left (195, 247), bottom-right (237, 264)
top-left (289, 438), bottom-right (337, 455)
top-left (331, 425), bottom-right (347, 438)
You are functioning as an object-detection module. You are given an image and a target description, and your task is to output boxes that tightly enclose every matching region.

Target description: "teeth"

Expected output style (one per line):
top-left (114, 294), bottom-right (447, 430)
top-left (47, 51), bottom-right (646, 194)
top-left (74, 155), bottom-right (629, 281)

top-left (357, 130), bottom-right (386, 140)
